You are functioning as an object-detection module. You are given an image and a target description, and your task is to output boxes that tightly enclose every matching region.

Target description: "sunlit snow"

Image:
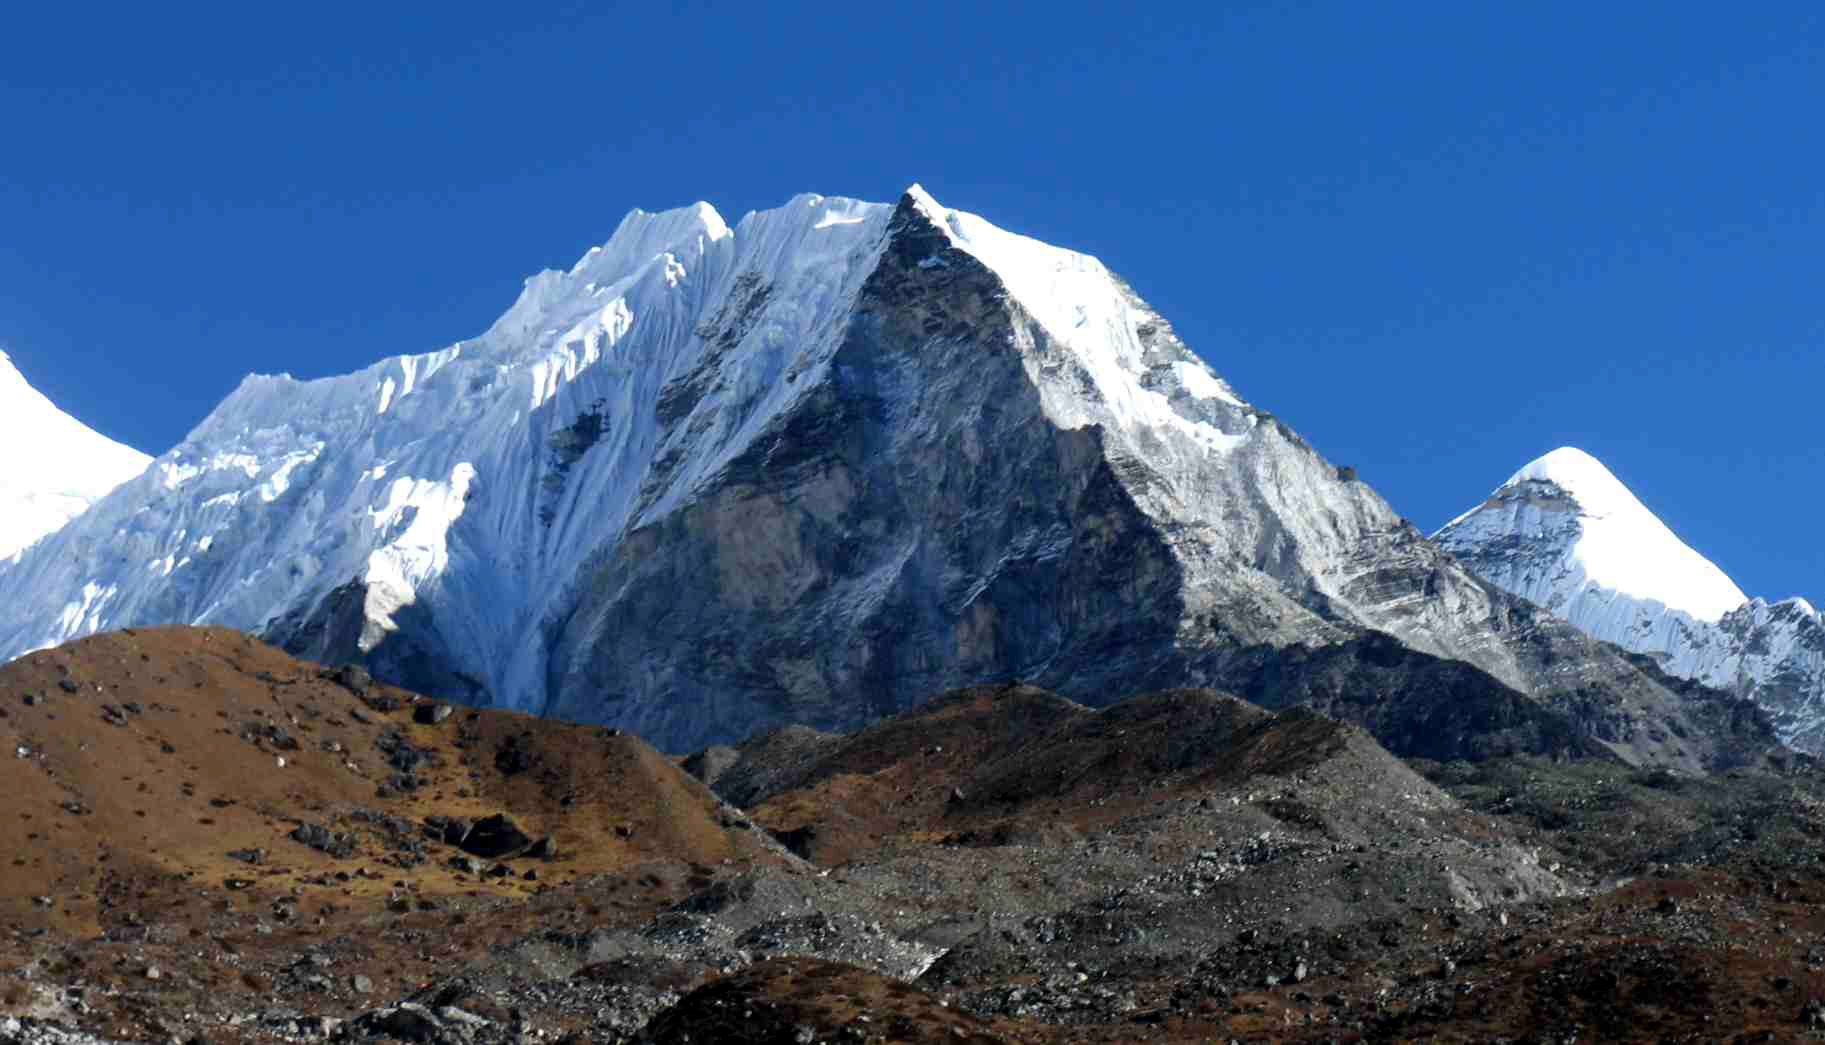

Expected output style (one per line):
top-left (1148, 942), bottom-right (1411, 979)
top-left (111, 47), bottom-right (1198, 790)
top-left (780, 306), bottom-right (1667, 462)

top-left (362, 463), bottom-right (478, 637)
top-left (903, 185), bottom-right (1247, 455)
top-left (0, 352), bottom-right (152, 559)
top-left (1438, 446), bottom-right (1825, 752)
top-left (1507, 447), bottom-right (1746, 622)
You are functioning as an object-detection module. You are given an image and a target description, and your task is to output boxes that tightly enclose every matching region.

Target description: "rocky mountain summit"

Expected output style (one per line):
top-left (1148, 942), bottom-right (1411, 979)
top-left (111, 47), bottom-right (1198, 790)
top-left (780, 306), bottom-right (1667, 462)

top-left (0, 191), bottom-right (1778, 763)
top-left (0, 351), bottom-right (150, 561)
top-left (1438, 446), bottom-right (1825, 753)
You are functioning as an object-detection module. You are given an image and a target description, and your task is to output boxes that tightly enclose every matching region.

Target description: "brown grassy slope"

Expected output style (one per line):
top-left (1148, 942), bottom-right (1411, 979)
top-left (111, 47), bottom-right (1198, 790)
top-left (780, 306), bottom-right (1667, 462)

top-left (960, 688), bottom-right (1348, 805)
top-left (0, 627), bottom-right (785, 936)
top-left (730, 684), bottom-right (1384, 865)
top-left (722, 684), bottom-right (1089, 864)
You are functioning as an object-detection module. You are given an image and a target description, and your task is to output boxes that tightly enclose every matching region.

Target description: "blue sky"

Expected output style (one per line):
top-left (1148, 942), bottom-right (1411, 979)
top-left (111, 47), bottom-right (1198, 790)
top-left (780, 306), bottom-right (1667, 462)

top-left (2, 2), bottom-right (1820, 602)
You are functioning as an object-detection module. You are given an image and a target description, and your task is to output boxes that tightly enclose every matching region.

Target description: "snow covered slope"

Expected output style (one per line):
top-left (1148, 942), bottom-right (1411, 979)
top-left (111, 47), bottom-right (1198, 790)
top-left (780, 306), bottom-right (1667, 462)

top-left (0, 352), bottom-right (151, 559)
top-left (0, 190), bottom-right (1769, 761)
top-left (1437, 447), bottom-right (1825, 752)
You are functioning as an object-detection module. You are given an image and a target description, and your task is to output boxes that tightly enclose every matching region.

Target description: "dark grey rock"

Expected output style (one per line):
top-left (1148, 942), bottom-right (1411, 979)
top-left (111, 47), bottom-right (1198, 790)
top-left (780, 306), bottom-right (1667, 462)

top-left (376, 730), bottom-right (426, 773)
top-left (290, 822), bottom-right (356, 858)
top-left (332, 664), bottom-right (372, 696)
top-left (357, 1003), bottom-right (441, 1043)
top-left (459, 815), bottom-right (532, 859)
top-left (414, 702), bottom-right (453, 725)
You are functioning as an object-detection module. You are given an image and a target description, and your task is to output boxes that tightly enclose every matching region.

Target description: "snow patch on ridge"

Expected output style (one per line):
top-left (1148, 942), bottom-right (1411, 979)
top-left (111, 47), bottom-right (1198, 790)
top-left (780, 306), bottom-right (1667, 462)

top-left (903, 184), bottom-right (1246, 454)
top-left (813, 198), bottom-right (871, 229)
top-left (530, 299), bottom-right (637, 409)
top-left (54, 582), bottom-right (118, 640)
top-left (258, 445), bottom-right (322, 503)
top-left (1174, 361), bottom-right (1244, 407)
top-left (361, 463), bottom-right (478, 644)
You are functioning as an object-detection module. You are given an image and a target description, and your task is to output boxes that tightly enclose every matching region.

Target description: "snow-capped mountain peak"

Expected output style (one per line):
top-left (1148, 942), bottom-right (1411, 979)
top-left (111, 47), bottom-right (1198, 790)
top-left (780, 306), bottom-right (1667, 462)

top-left (0, 191), bottom-right (1772, 765)
top-left (0, 350), bottom-right (152, 559)
top-left (1482, 446), bottom-right (1747, 622)
top-left (1439, 446), bottom-right (1825, 753)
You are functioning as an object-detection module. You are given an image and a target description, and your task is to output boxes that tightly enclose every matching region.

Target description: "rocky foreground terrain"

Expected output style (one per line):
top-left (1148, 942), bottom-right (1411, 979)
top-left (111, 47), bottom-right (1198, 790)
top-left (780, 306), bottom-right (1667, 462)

top-left (5, 629), bottom-right (1825, 1043)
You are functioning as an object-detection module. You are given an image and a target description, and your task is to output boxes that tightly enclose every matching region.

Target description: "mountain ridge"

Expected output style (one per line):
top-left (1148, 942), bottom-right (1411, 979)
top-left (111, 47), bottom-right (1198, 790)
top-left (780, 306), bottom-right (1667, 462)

top-left (0, 189), bottom-right (1780, 765)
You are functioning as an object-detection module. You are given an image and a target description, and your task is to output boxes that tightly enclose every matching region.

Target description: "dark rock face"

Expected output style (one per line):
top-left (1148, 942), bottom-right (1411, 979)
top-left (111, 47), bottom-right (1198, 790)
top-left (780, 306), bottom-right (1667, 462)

top-left (523, 194), bottom-right (1776, 762)
top-left (542, 201), bottom-right (1188, 748)
top-left (1224, 632), bottom-right (1609, 764)
top-left (1219, 613), bottom-right (1780, 772)
top-left (278, 582), bottom-right (491, 708)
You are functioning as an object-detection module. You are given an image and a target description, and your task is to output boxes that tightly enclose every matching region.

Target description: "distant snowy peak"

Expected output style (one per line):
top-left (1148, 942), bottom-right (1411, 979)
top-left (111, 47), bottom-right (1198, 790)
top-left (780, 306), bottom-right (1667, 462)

top-left (1439, 446), bottom-right (1825, 754)
top-left (1444, 446), bottom-right (1746, 623)
top-left (0, 351), bottom-right (152, 559)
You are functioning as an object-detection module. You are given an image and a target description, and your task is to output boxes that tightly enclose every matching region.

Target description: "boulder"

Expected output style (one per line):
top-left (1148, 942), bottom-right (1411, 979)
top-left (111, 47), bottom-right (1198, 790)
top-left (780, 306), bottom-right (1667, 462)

top-left (459, 814), bottom-right (533, 859)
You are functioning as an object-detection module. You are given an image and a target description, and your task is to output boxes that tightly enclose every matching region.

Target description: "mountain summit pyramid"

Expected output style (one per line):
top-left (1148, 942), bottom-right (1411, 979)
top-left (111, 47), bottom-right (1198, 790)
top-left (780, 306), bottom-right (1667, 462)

top-left (1437, 446), bottom-right (1747, 624)
top-left (0, 350), bottom-right (151, 559)
top-left (0, 189), bottom-right (1776, 759)
top-left (1437, 446), bottom-right (1825, 752)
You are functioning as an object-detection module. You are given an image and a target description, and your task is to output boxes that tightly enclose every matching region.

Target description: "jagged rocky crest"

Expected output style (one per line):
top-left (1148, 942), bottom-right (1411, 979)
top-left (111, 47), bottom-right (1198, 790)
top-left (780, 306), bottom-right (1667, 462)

top-left (0, 190), bottom-right (1779, 760)
top-left (1437, 447), bottom-right (1825, 753)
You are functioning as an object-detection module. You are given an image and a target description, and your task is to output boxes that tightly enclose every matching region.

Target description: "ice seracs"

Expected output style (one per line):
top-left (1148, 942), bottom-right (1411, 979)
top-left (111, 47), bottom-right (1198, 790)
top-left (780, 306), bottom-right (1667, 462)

top-left (0, 351), bottom-right (152, 559)
top-left (1438, 446), bottom-right (1825, 753)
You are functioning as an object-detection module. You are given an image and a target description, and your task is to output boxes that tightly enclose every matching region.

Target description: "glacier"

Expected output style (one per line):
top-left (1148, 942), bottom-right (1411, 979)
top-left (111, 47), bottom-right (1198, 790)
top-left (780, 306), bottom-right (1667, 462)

top-left (0, 351), bottom-right (152, 560)
top-left (1437, 447), bottom-right (1825, 752)
top-left (0, 189), bottom-right (1776, 760)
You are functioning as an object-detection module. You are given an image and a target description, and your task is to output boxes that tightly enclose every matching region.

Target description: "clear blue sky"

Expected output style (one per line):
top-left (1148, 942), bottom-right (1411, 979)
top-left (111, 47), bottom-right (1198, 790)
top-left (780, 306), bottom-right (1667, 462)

top-left (2, 2), bottom-right (1820, 603)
